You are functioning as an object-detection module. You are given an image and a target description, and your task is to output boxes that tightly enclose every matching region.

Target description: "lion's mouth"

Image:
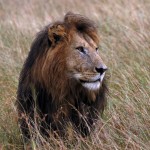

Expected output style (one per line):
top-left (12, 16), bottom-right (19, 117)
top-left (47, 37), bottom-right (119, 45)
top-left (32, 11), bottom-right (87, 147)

top-left (79, 78), bottom-right (100, 83)
top-left (79, 78), bottom-right (101, 90)
top-left (74, 73), bottom-right (105, 90)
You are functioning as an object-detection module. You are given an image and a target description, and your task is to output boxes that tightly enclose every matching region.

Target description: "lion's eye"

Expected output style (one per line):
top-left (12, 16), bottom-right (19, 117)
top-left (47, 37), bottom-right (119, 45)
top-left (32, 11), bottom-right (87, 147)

top-left (76, 46), bottom-right (86, 54)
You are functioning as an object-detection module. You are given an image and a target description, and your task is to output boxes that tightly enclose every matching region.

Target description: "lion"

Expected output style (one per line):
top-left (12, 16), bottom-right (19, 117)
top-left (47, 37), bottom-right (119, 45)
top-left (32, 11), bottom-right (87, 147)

top-left (16, 12), bottom-right (108, 141)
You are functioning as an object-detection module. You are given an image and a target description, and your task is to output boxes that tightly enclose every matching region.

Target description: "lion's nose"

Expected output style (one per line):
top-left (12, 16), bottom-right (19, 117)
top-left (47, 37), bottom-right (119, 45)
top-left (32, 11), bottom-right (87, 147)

top-left (95, 65), bottom-right (108, 75)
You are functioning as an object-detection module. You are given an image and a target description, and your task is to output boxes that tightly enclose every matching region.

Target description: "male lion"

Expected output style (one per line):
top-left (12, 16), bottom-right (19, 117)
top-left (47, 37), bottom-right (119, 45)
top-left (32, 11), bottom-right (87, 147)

top-left (16, 12), bottom-right (108, 141)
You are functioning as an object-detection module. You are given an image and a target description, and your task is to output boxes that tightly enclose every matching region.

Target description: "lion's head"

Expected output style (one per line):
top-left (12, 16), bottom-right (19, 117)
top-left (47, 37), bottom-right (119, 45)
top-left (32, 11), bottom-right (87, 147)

top-left (31, 12), bottom-right (107, 93)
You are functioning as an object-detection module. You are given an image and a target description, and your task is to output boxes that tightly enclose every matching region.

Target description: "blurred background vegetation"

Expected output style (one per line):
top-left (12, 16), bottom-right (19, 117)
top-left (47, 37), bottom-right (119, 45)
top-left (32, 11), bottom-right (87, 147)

top-left (0, 0), bottom-right (150, 149)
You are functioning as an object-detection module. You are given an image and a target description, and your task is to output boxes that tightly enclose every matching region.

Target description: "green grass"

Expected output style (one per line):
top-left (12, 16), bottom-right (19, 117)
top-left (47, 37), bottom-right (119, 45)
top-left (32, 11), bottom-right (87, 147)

top-left (0, 0), bottom-right (150, 149)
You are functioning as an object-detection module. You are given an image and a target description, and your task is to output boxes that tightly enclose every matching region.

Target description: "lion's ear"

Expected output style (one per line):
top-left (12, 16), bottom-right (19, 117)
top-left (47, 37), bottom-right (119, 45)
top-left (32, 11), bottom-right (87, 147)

top-left (48, 24), bottom-right (66, 46)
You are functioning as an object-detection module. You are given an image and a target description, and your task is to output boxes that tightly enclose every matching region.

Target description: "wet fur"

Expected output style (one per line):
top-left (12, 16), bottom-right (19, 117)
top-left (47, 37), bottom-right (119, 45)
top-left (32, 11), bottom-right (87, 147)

top-left (16, 12), bottom-right (107, 140)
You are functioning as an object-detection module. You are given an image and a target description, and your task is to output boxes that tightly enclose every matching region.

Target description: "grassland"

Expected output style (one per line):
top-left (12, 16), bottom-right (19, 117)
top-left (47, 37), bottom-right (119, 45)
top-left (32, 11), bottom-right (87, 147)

top-left (0, 0), bottom-right (150, 149)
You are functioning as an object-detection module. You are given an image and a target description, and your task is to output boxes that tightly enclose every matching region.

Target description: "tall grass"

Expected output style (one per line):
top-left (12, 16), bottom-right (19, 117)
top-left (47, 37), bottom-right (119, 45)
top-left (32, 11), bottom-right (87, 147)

top-left (0, 0), bottom-right (149, 149)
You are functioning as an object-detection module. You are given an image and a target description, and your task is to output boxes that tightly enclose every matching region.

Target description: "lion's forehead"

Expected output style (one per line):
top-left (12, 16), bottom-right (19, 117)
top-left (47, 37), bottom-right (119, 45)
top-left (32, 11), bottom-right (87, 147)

top-left (84, 34), bottom-right (98, 48)
top-left (73, 33), bottom-right (98, 49)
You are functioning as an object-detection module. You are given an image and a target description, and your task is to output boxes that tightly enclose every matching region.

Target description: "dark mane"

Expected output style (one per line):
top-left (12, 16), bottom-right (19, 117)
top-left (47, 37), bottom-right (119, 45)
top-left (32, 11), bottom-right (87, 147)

top-left (16, 12), bottom-right (108, 141)
top-left (24, 26), bottom-right (50, 69)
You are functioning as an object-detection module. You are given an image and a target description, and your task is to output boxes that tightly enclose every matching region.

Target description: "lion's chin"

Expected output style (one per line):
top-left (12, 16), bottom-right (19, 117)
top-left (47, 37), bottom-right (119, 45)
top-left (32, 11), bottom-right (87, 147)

top-left (81, 81), bottom-right (101, 90)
